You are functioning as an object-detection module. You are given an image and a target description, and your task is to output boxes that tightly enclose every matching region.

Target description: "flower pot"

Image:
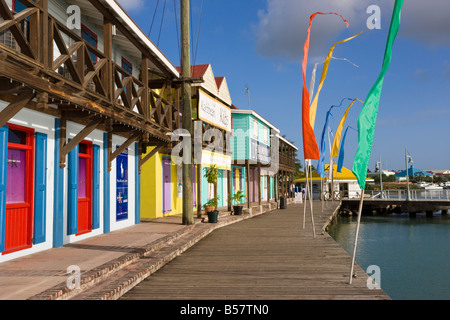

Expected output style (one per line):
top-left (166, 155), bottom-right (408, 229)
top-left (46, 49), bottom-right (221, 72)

top-left (207, 210), bottom-right (219, 223)
top-left (233, 205), bottom-right (243, 215)
top-left (204, 205), bottom-right (215, 215)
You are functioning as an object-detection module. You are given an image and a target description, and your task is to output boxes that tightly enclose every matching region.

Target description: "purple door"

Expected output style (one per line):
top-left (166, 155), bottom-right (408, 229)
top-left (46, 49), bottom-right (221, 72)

top-left (163, 158), bottom-right (171, 213)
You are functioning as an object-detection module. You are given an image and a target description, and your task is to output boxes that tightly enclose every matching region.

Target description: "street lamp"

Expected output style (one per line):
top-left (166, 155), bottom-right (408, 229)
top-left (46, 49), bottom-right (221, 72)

top-left (376, 157), bottom-right (383, 199)
top-left (405, 149), bottom-right (413, 201)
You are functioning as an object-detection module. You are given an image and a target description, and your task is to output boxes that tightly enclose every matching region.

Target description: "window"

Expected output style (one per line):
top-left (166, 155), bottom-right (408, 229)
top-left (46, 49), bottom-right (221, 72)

top-left (122, 57), bottom-right (133, 76)
top-left (81, 24), bottom-right (98, 63)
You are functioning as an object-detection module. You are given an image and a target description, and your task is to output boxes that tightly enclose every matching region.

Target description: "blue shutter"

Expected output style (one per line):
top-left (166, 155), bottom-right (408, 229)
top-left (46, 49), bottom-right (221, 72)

top-left (92, 144), bottom-right (100, 229)
top-left (53, 119), bottom-right (64, 247)
top-left (134, 143), bottom-right (140, 225)
top-left (103, 133), bottom-right (110, 234)
top-left (33, 132), bottom-right (47, 244)
top-left (67, 143), bottom-right (78, 235)
top-left (0, 126), bottom-right (8, 253)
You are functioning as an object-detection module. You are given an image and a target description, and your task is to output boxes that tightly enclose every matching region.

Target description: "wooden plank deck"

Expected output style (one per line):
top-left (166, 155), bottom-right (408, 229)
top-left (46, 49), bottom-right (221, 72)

top-left (121, 201), bottom-right (390, 300)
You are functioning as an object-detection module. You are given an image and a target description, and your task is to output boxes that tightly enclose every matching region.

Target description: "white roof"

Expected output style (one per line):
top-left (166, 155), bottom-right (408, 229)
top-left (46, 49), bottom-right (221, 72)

top-left (231, 109), bottom-right (280, 133)
top-left (278, 135), bottom-right (298, 151)
top-left (102, 0), bottom-right (180, 78)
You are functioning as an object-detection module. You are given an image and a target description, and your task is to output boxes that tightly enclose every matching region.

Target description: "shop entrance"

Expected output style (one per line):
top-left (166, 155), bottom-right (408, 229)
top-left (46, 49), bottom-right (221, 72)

top-left (4, 124), bottom-right (34, 254)
top-left (77, 141), bottom-right (93, 235)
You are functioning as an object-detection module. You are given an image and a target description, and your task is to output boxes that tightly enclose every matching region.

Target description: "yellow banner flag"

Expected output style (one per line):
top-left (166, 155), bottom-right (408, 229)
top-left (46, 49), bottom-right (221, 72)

top-left (310, 28), bottom-right (368, 129)
top-left (331, 99), bottom-right (362, 158)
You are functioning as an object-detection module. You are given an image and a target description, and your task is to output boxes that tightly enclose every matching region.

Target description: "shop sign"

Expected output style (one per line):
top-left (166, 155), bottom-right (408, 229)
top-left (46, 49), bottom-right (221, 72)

top-left (201, 149), bottom-right (231, 171)
top-left (198, 90), bottom-right (231, 132)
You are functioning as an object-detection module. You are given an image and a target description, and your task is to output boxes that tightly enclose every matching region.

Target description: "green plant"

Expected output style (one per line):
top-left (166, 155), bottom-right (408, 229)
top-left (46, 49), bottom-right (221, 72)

top-left (230, 190), bottom-right (245, 205)
top-left (203, 196), bottom-right (220, 210)
top-left (204, 165), bottom-right (219, 184)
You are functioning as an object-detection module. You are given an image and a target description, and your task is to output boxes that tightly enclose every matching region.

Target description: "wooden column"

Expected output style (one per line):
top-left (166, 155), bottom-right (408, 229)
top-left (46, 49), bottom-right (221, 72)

top-left (246, 161), bottom-right (251, 209)
top-left (103, 17), bottom-right (113, 103)
top-left (197, 164), bottom-right (202, 218)
top-left (258, 163), bottom-right (261, 205)
top-left (141, 55), bottom-right (149, 121)
top-left (227, 169), bottom-right (231, 211)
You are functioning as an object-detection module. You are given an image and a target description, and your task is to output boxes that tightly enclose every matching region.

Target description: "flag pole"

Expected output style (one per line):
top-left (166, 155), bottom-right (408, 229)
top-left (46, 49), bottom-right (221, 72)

top-left (308, 161), bottom-right (316, 238)
top-left (349, 189), bottom-right (365, 284)
top-left (303, 159), bottom-right (309, 229)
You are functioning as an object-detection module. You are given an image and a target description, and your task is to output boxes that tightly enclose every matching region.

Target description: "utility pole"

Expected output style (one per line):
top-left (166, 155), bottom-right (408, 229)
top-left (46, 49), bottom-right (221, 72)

top-left (181, 0), bottom-right (194, 224)
top-left (405, 148), bottom-right (411, 201)
top-left (377, 156), bottom-right (383, 199)
top-left (245, 86), bottom-right (250, 110)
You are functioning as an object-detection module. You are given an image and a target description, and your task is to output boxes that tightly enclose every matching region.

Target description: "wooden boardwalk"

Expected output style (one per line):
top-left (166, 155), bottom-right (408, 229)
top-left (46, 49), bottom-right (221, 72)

top-left (121, 202), bottom-right (390, 300)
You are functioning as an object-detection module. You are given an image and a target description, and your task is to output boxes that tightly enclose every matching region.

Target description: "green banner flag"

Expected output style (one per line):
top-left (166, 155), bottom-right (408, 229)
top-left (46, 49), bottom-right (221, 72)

top-left (352, 0), bottom-right (404, 190)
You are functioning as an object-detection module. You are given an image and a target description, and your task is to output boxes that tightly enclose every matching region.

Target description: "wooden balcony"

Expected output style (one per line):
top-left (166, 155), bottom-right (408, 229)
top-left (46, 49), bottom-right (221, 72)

top-left (0, 0), bottom-right (180, 166)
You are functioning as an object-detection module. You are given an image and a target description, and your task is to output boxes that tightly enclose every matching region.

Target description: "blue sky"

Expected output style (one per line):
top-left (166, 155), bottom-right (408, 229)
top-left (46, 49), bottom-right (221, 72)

top-left (118, 0), bottom-right (450, 172)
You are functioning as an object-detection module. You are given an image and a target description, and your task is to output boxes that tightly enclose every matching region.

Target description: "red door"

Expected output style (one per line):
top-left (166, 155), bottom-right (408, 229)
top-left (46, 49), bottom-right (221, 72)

top-left (4, 124), bottom-right (34, 255)
top-left (77, 141), bottom-right (92, 235)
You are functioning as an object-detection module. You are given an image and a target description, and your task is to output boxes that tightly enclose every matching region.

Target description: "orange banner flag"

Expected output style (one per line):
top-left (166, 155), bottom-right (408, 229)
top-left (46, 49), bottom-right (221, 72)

top-left (301, 12), bottom-right (349, 160)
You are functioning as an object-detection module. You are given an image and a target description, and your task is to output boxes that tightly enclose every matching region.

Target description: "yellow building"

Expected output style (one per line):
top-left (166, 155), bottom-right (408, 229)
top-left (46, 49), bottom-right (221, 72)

top-left (295, 165), bottom-right (374, 199)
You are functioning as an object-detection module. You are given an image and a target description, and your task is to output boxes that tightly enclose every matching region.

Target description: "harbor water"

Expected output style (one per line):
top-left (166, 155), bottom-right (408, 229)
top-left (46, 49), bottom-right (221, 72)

top-left (328, 211), bottom-right (450, 300)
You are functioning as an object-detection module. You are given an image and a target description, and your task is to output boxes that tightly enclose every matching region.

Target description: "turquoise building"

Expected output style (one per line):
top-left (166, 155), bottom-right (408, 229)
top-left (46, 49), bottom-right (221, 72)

top-left (230, 110), bottom-right (280, 207)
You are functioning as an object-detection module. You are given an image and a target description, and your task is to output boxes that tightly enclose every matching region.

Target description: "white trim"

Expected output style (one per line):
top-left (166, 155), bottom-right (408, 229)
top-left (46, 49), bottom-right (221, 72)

top-left (278, 135), bottom-right (299, 151)
top-left (231, 109), bottom-right (280, 133)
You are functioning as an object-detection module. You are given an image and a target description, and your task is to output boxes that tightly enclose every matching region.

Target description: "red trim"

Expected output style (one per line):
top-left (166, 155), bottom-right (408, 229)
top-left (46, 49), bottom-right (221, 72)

top-left (3, 123), bottom-right (35, 255)
top-left (81, 24), bottom-right (98, 63)
top-left (76, 141), bottom-right (93, 236)
top-left (81, 24), bottom-right (98, 40)
top-left (121, 56), bottom-right (133, 74)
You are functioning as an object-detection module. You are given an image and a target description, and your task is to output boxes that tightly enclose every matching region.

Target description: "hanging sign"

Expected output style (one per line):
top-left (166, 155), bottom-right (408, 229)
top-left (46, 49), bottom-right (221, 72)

top-left (198, 90), bottom-right (232, 132)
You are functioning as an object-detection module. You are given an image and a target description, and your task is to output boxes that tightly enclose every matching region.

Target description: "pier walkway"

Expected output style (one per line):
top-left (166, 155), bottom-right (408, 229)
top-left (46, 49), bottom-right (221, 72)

top-left (121, 202), bottom-right (390, 300)
top-left (0, 200), bottom-right (390, 300)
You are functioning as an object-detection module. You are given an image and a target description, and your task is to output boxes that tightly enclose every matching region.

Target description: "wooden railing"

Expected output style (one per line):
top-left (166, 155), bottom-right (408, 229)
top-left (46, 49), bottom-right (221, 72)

top-left (0, 0), bottom-right (179, 137)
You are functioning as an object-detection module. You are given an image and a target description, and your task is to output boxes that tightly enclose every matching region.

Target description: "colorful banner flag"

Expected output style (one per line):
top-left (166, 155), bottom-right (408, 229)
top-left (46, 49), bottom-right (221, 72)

top-left (310, 28), bottom-right (368, 129)
top-left (352, 0), bottom-right (404, 190)
top-left (302, 12), bottom-right (348, 161)
top-left (337, 126), bottom-right (357, 173)
top-left (309, 57), bottom-right (359, 103)
top-left (317, 98), bottom-right (352, 177)
top-left (331, 98), bottom-right (359, 158)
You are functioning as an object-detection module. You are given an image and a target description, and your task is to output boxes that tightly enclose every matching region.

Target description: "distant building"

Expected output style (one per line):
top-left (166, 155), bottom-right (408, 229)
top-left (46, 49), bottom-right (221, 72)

top-left (295, 165), bottom-right (374, 199)
top-left (394, 165), bottom-right (434, 182)
top-left (427, 170), bottom-right (450, 178)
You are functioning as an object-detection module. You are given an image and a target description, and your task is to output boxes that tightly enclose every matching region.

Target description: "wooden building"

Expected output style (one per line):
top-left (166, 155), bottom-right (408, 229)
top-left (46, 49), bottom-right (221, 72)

top-left (278, 135), bottom-right (298, 200)
top-left (231, 109), bottom-right (280, 208)
top-left (0, 0), bottom-right (180, 262)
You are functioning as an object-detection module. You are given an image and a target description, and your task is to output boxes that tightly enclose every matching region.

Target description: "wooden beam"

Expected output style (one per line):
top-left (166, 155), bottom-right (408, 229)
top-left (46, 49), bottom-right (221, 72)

top-left (61, 117), bottom-right (102, 164)
top-left (0, 90), bottom-right (35, 127)
top-left (139, 143), bottom-right (163, 169)
top-left (110, 131), bottom-right (140, 163)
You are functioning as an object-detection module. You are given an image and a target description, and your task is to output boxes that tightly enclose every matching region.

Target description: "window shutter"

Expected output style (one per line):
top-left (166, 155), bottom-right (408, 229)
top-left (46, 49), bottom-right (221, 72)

top-left (33, 132), bottom-right (47, 244)
top-left (67, 143), bottom-right (78, 235)
top-left (92, 144), bottom-right (100, 229)
top-left (0, 126), bottom-right (8, 252)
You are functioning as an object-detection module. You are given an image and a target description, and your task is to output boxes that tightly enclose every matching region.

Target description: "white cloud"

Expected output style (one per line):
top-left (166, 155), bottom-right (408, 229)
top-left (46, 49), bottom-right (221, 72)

top-left (116, 0), bottom-right (144, 12)
top-left (254, 0), bottom-right (450, 61)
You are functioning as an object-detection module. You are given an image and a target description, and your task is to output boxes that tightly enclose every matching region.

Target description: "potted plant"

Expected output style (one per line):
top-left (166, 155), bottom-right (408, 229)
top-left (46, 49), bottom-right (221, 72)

top-left (204, 196), bottom-right (220, 223)
top-left (203, 164), bottom-right (219, 215)
top-left (204, 164), bottom-right (219, 185)
top-left (230, 190), bottom-right (245, 215)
